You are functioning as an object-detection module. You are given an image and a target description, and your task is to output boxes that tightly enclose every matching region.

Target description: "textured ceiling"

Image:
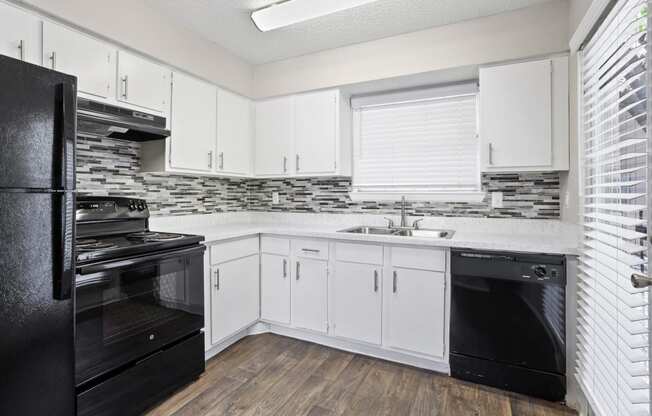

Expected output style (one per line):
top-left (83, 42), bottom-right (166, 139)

top-left (144, 0), bottom-right (556, 64)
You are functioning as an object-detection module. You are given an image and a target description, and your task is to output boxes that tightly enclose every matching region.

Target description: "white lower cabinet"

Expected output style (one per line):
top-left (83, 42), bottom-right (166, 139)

top-left (260, 253), bottom-right (291, 324)
top-left (332, 261), bottom-right (382, 345)
top-left (292, 257), bottom-right (328, 333)
top-left (386, 266), bottom-right (446, 358)
top-left (210, 253), bottom-right (259, 345)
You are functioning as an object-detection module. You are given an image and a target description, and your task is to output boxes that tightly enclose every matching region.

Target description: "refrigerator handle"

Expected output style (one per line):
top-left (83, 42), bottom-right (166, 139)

top-left (53, 193), bottom-right (74, 300)
top-left (56, 82), bottom-right (76, 190)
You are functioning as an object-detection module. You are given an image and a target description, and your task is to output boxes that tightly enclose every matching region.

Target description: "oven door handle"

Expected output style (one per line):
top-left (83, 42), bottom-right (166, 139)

top-left (77, 245), bottom-right (205, 275)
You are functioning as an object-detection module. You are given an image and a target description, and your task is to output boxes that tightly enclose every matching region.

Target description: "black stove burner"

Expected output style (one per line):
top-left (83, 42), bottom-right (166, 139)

top-left (126, 232), bottom-right (184, 242)
top-left (76, 238), bottom-right (118, 252)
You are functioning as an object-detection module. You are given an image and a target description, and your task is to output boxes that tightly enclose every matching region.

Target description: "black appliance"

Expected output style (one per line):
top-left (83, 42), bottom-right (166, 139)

top-left (450, 249), bottom-right (566, 402)
top-left (0, 55), bottom-right (77, 415)
top-left (77, 97), bottom-right (170, 141)
top-left (75, 196), bottom-right (205, 416)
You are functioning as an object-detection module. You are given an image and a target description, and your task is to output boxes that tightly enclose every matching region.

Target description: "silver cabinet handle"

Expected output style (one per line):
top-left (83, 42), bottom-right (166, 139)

top-left (219, 152), bottom-right (224, 170)
top-left (296, 261), bottom-right (300, 280)
top-left (283, 156), bottom-right (287, 173)
top-left (18, 40), bottom-right (24, 61)
top-left (296, 154), bottom-right (300, 172)
top-left (393, 271), bottom-right (397, 293)
top-left (214, 268), bottom-right (220, 290)
top-left (488, 142), bottom-right (493, 165)
top-left (121, 75), bottom-right (129, 99)
top-left (374, 270), bottom-right (379, 292)
top-left (208, 151), bottom-right (213, 169)
top-left (282, 259), bottom-right (287, 278)
top-left (49, 51), bottom-right (57, 70)
top-left (631, 272), bottom-right (652, 288)
top-left (301, 248), bottom-right (320, 254)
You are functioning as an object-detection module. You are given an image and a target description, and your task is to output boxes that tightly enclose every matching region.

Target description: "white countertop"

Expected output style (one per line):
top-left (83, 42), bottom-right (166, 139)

top-left (150, 212), bottom-right (580, 255)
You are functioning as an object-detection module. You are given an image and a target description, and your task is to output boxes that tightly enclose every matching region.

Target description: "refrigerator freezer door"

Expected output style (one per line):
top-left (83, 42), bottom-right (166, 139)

top-left (0, 191), bottom-right (76, 415)
top-left (0, 54), bottom-right (76, 190)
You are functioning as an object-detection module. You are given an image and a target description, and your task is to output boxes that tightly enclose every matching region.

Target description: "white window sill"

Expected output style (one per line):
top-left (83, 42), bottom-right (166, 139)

top-left (349, 191), bottom-right (486, 203)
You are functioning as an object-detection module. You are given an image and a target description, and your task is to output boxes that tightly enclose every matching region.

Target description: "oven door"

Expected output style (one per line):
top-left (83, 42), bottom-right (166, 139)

top-left (75, 245), bottom-right (205, 388)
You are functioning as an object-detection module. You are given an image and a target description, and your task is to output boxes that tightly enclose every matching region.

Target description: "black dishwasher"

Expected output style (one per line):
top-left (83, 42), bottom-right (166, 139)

top-left (450, 249), bottom-right (566, 401)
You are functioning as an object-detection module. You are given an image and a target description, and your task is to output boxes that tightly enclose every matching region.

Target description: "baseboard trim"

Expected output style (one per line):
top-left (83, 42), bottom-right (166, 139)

top-left (205, 321), bottom-right (449, 375)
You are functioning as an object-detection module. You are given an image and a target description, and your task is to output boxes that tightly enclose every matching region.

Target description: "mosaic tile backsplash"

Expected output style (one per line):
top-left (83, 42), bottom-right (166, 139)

top-left (76, 137), bottom-right (560, 219)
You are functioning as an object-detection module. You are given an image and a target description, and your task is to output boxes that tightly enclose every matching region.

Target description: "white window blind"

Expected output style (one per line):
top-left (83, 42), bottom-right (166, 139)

top-left (578, 0), bottom-right (650, 415)
top-left (351, 84), bottom-right (481, 199)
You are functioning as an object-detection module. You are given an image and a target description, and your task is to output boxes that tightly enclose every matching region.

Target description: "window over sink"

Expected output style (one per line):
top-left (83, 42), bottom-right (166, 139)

top-left (350, 82), bottom-right (482, 201)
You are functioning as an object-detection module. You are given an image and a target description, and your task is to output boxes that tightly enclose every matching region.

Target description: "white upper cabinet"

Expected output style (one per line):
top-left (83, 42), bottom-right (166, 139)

top-left (294, 90), bottom-right (338, 175)
top-left (168, 72), bottom-right (217, 172)
top-left (43, 22), bottom-right (114, 99)
top-left (0, 2), bottom-right (41, 65)
top-left (117, 50), bottom-right (170, 113)
top-left (479, 56), bottom-right (569, 172)
top-left (255, 96), bottom-right (294, 176)
top-left (217, 89), bottom-right (253, 176)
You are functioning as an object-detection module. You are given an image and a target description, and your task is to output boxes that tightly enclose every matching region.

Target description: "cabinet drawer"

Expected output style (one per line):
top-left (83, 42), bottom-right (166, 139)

top-left (391, 246), bottom-right (446, 271)
top-left (261, 236), bottom-right (290, 256)
top-left (335, 242), bottom-right (383, 265)
top-left (211, 237), bottom-right (259, 265)
top-left (292, 239), bottom-right (329, 260)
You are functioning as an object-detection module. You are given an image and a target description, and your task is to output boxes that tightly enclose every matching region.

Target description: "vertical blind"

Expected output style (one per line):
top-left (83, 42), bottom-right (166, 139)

top-left (578, 0), bottom-right (650, 415)
top-left (352, 88), bottom-right (480, 195)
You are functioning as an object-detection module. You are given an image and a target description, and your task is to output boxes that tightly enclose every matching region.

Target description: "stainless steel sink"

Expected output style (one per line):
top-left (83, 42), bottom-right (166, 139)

top-left (339, 226), bottom-right (399, 235)
top-left (338, 226), bottom-right (454, 239)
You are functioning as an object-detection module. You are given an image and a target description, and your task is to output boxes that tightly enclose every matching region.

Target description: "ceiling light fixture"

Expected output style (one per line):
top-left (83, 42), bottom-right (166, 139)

top-left (251, 0), bottom-right (381, 32)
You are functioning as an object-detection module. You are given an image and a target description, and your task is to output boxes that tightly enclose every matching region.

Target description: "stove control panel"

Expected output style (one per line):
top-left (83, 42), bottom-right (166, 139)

top-left (76, 197), bottom-right (150, 222)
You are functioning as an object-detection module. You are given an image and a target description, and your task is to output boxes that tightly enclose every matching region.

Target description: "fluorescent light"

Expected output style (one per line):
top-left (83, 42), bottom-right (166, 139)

top-left (251, 0), bottom-right (381, 32)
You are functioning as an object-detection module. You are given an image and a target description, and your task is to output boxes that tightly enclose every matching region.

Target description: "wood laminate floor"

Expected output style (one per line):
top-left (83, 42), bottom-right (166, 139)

top-left (147, 334), bottom-right (576, 416)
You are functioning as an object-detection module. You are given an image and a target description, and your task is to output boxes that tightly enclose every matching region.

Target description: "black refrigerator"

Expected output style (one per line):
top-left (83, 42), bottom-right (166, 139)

top-left (0, 55), bottom-right (77, 414)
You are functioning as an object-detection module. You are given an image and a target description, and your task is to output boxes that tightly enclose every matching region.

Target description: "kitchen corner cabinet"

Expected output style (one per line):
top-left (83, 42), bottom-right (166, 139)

top-left (168, 72), bottom-right (217, 172)
top-left (217, 89), bottom-right (253, 176)
top-left (42, 22), bottom-right (114, 99)
top-left (260, 254), bottom-right (291, 324)
top-left (479, 56), bottom-right (569, 172)
top-left (208, 238), bottom-right (260, 345)
top-left (117, 50), bottom-right (170, 113)
top-left (0, 2), bottom-right (41, 65)
top-left (254, 96), bottom-right (294, 176)
top-left (254, 89), bottom-right (352, 178)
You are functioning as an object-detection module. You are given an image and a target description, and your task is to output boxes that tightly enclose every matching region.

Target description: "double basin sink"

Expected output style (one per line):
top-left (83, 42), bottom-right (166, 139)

top-left (338, 226), bottom-right (454, 239)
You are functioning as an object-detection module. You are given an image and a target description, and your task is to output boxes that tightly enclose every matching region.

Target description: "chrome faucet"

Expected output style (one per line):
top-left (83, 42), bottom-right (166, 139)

top-left (400, 196), bottom-right (408, 228)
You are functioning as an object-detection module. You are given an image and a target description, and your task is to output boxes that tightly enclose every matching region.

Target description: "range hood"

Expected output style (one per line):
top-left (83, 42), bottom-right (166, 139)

top-left (77, 98), bottom-right (171, 141)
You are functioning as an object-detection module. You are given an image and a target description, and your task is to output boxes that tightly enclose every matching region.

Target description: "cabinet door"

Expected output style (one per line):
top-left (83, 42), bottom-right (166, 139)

top-left (0, 2), bottom-right (41, 64)
top-left (217, 89), bottom-right (253, 175)
top-left (210, 255), bottom-right (259, 344)
top-left (169, 72), bottom-right (217, 172)
top-left (117, 50), bottom-right (170, 113)
top-left (43, 22), bottom-right (113, 99)
top-left (387, 268), bottom-right (446, 358)
top-left (261, 254), bottom-right (291, 324)
top-left (292, 258), bottom-right (327, 333)
top-left (332, 261), bottom-right (381, 344)
top-left (255, 96), bottom-right (293, 176)
top-left (294, 90), bottom-right (338, 175)
top-left (480, 59), bottom-right (552, 169)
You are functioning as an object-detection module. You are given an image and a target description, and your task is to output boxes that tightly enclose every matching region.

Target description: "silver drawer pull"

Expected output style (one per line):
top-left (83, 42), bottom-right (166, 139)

top-left (219, 152), bottom-right (224, 170)
top-left (296, 262), bottom-right (300, 280)
top-left (301, 248), bottom-right (320, 253)
top-left (393, 271), bottom-right (397, 293)
top-left (208, 151), bottom-right (213, 169)
top-left (282, 259), bottom-right (287, 278)
top-left (374, 270), bottom-right (379, 292)
top-left (18, 40), bottom-right (24, 61)
top-left (214, 268), bottom-right (220, 290)
top-left (50, 51), bottom-right (57, 70)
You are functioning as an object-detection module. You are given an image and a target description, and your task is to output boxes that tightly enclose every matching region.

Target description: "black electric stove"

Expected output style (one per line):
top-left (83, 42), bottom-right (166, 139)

top-left (74, 196), bottom-right (206, 416)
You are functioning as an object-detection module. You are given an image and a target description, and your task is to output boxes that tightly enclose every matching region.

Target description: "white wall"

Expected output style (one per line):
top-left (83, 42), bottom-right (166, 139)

top-left (252, 0), bottom-right (571, 99)
top-left (9, 0), bottom-right (254, 97)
